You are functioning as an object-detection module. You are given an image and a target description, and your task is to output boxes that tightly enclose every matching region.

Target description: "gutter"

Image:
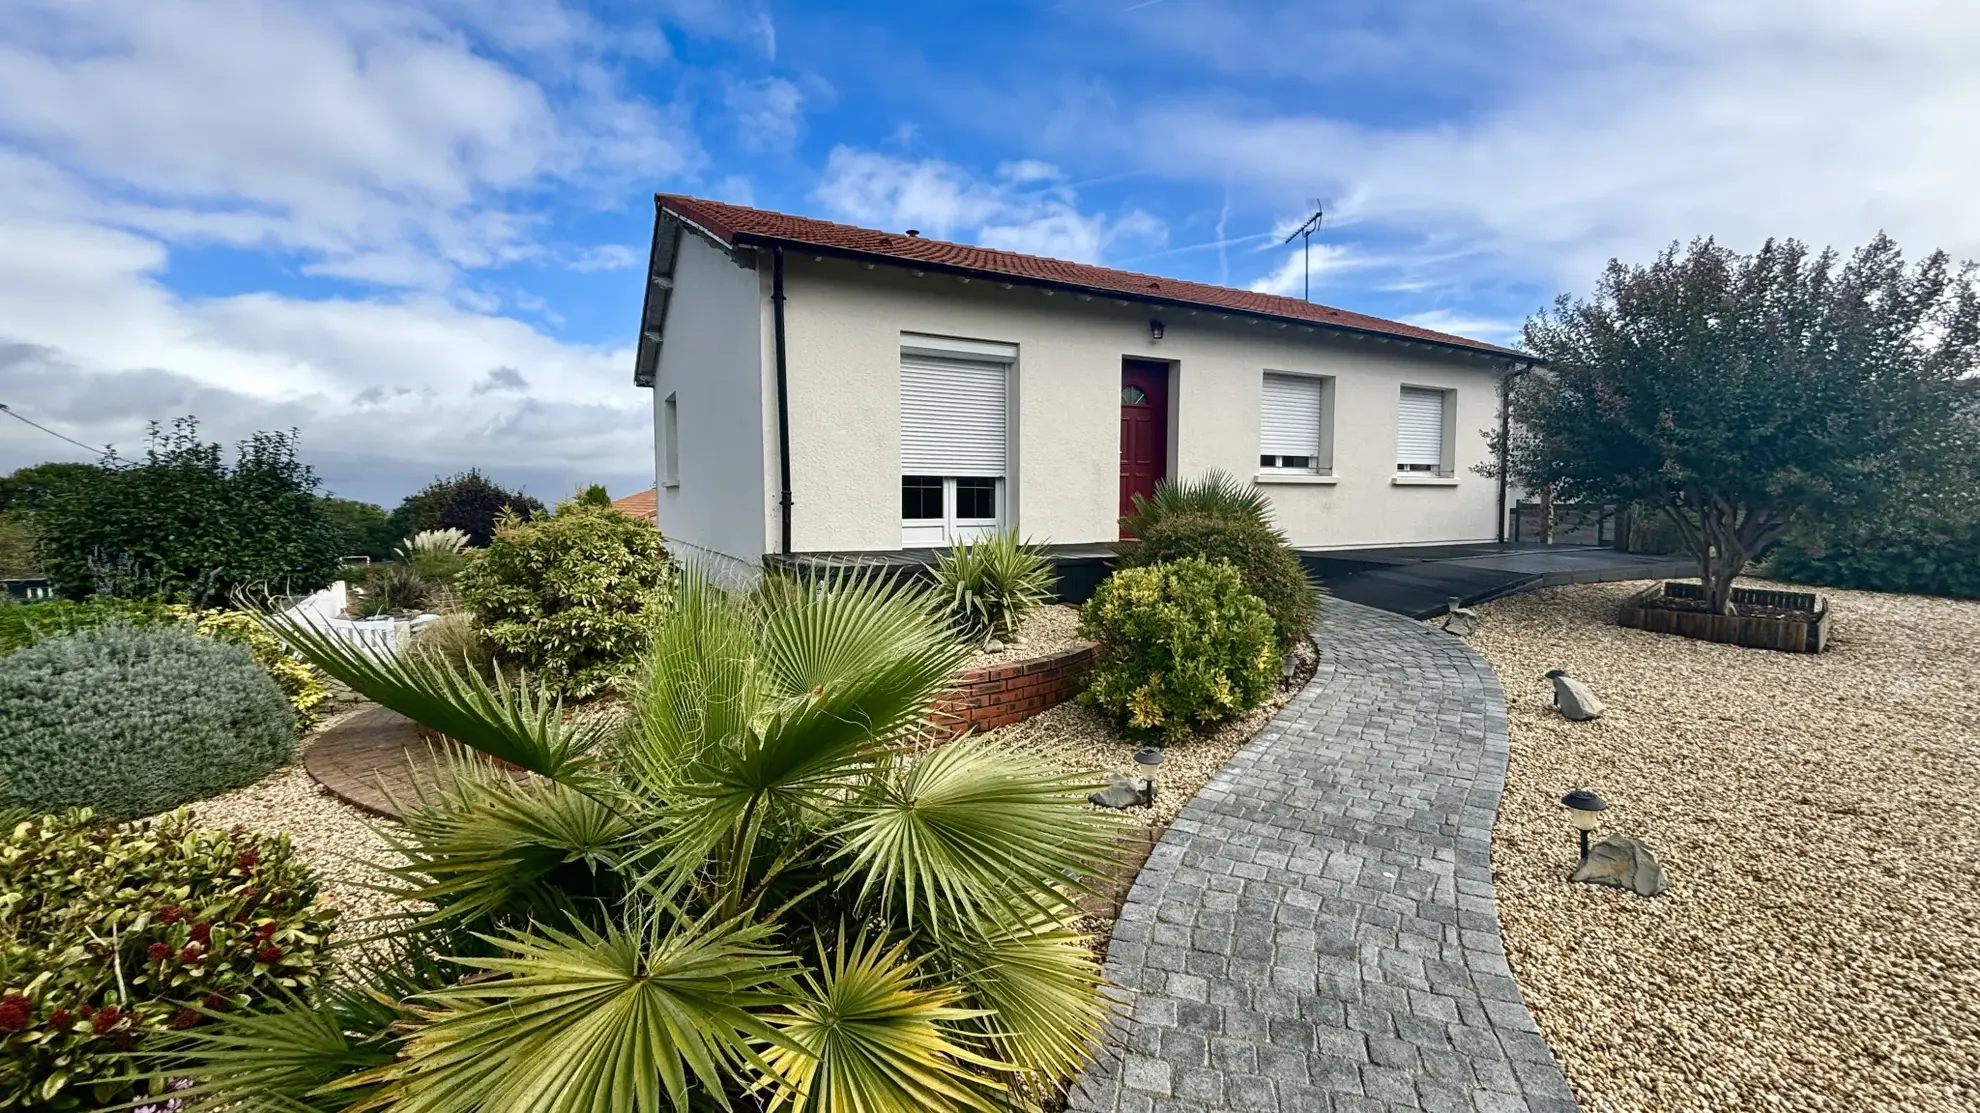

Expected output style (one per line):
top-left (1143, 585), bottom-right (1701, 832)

top-left (771, 245), bottom-right (794, 556)
top-left (726, 233), bottom-right (1529, 367)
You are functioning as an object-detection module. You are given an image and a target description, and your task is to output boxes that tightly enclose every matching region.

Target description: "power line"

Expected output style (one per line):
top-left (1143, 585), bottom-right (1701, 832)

top-left (0, 403), bottom-right (113, 459)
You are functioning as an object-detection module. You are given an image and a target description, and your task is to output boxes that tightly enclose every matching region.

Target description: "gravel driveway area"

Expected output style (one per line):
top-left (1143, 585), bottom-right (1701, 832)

top-left (1466, 580), bottom-right (1979, 1113)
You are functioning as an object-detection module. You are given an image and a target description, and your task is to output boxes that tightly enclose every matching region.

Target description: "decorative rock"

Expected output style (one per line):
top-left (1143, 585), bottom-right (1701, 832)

top-left (1545, 668), bottom-right (1606, 720)
top-left (1442, 596), bottom-right (1481, 637)
top-left (1569, 835), bottom-right (1669, 896)
top-left (1088, 773), bottom-right (1154, 809)
top-left (983, 638), bottom-right (1006, 653)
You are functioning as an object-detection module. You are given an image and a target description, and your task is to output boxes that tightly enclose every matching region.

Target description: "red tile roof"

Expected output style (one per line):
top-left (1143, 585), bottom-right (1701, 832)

top-left (611, 487), bottom-right (656, 521)
top-left (655, 194), bottom-right (1527, 360)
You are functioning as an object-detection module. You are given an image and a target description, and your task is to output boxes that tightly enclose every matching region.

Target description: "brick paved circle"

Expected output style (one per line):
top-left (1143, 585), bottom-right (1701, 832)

top-left (1067, 596), bottom-right (1578, 1113)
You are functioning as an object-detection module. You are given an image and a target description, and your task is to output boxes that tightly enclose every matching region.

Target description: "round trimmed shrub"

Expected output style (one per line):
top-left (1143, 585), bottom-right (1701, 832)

top-left (455, 501), bottom-right (675, 697)
top-left (0, 623), bottom-right (296, 819)
top-left (1079, 557), bottom-right (1278, 743)
top-left (1116, 509), bottom-right (1318, 648)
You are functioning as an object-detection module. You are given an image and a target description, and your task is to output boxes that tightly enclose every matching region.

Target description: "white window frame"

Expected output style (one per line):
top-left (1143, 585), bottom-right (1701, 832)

top-left (1396, 385), bottom-right (1456, 478)
top-left (1258, 371), bottom-right (1334, 477)
top-left (661, 392), bottom-right (679, 488)
top-left (899, 333), bottom-right (1015, 546)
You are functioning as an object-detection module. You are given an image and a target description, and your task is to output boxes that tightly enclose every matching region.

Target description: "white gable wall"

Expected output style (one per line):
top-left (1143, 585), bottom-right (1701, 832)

top-left (648, 231), bottom-right (769, 574)
top-left (774, 255), bottom-right (1507, 552)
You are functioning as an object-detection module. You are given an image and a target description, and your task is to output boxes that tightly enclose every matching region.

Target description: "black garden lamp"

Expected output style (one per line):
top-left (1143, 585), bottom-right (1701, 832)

top-left (1133, 746), bottom-right (1164, 769)
top-left (1560, 788), bottom-right (1608, 861)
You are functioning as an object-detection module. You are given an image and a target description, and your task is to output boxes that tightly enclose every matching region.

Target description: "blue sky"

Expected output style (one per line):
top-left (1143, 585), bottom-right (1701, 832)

top-left (3, 0), bottom-right (1977, 505)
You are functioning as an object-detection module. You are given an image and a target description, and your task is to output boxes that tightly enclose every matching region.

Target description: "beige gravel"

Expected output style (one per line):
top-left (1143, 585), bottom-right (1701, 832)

top-left (1465, 580), bottom-right (1980, 1113)
top-left (181, 711), bottom-right (404, 936)
top-left (960, 603), bottom-right (1089, 672)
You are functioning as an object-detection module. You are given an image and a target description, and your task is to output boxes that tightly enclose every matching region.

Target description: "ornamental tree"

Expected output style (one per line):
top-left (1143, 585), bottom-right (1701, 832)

top-left (1490, 234), bottom-right (1980, 614)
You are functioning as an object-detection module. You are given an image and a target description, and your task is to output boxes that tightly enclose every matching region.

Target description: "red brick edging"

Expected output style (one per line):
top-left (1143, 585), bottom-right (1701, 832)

top-left (930, 640), bottom-right (1099, 738)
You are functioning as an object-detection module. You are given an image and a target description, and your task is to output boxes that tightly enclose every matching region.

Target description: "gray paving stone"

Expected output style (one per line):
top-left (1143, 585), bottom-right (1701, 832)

top-left (1066, 598), bottom-right (1578, 1113)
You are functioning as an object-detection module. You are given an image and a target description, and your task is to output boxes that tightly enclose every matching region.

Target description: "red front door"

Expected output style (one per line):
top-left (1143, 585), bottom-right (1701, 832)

top-left (1120, 359), bottom-right (1170, 535)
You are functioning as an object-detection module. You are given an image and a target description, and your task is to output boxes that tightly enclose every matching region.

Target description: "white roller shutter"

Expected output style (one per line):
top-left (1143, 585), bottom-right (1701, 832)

top-left (901, 355), bottom-right (1007, 477)
top-left (1260, 373), bottom-right (1322, 459)
top-left (1397, 387), bottom-right (1447, 470)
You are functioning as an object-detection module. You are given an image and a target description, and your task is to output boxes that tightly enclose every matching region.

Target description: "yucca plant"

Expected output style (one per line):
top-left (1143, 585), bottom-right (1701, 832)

top-left (1119, 468), bottom-right (1280, 541)
top-left (929, 531), bottom-right (1054, 647)
top-left (146, 569), bottom-right (1114, 1113)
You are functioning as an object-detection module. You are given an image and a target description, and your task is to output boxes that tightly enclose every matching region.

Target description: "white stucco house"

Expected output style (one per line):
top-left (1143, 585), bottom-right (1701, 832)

top-left (633, 195), bottom-right (1539, 582)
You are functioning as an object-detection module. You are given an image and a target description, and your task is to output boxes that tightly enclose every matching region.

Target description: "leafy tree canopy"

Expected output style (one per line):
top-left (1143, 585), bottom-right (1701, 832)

top-left (386, 469), bottom-right (544, 547)
top-left (1492, 234), bottom-right (1980, 612)
top-left (35, 417), bottom-right (343, 605)
top-left (320, 496), bottom-right (395, 561)
top-left (577, 483), bottom-right (612, 507)
top-left (0, 460), bottom-right (100, 512)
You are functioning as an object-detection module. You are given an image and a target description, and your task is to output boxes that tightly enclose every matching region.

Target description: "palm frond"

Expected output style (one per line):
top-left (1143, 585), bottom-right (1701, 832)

top-left (380, 748), bottom-right (638, 929)
top-left (932, 912), bottom-right (1107, 1088)
top-left (629, 569), bottom-right (970, 901)
top-left (260, 607), bottom-right (607, 787)
top-left (760, 931), bottom-right (1004, 1113)
top-left (832, 739), bottom-right (1113, 932)
top-left (140, 984), bottom-right (401, 1112)
top-left (354, 914), bottom-right (796, 1113)
top-left (1120, 468), bottom-right (1280, 541)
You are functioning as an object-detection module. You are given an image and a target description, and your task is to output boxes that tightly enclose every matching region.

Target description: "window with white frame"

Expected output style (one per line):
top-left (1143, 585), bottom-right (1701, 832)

top-left (661, 393), bottom-right (679, 486)
top-left (1259, 372), bottom-right (1333, 474)
top-left (900, 333), bottom-right (1014, 546)
top-left (1396, 386), bottom-right (1452, 475)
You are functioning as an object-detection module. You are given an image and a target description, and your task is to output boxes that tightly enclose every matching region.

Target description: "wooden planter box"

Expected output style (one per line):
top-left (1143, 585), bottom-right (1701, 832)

top-left (1617, 581), bottom-right (1830, 653)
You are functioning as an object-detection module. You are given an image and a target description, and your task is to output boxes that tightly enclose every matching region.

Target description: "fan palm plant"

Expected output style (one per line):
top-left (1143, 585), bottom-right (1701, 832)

top-left (148, 569), bottom-right (1115, 1113)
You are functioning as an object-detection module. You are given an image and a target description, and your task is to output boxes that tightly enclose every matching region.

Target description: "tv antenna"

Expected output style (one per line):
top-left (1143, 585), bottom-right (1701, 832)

top-left (1281, 201), bottom-right (1326, 302)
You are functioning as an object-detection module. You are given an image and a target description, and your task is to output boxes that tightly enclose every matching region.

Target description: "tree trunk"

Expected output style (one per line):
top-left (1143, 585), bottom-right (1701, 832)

top-left (1539, 486), bottom-right (1555, 545)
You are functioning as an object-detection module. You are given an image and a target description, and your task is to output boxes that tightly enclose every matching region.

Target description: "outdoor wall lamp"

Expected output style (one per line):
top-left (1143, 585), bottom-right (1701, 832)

top-left (1149, 318), bottom-right (1165, 341)
top-left (1560, 788), bottom-right (1608, 861)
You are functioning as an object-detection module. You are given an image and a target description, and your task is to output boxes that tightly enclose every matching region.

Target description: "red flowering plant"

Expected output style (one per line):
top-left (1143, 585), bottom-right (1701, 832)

top-left (0, 809), bottom-right (336, 1110)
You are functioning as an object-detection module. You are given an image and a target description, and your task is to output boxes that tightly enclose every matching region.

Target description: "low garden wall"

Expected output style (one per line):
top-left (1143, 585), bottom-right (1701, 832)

top-left (930, 641), bottom-right (1099, 738)
top-left (1617, 580), bottom-right (1831, 652)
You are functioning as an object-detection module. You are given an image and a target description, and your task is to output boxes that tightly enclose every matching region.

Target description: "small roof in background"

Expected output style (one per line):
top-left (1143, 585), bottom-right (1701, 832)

top-left (611, 488), bottom-right (656, 521)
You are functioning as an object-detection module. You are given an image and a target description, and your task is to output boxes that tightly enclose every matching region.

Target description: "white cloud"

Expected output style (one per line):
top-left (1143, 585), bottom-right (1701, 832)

top-left (568, 243), bottom-right (643, 272)
top-left (1247, 242), bottom-right (1354, 298)
top-left (0, 0), bottom-right (695, 292)
top-left (0, 0), bottom-right (676, 503)
top-left (813, 147), bottom-right (1166, 264)
top-left (0, 216), bottom-right (647, 504)
top-left (1114, 0), bottom-right (1980, 290)
top-left (725, 77), bottom-right (806, 154)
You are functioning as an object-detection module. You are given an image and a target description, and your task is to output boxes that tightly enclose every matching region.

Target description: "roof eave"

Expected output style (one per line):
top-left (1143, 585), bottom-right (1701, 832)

top-left (725, 231), bottom-right (1533, 366)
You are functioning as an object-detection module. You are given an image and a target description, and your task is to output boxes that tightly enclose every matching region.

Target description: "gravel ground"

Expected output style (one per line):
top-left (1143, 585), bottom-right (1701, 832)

top-left (960, 604), bottom-right (1089, 672)
top-left (1464, 580), bottom-right (1980, 1113)
top-left (181, 711), bottom-right (404, 937)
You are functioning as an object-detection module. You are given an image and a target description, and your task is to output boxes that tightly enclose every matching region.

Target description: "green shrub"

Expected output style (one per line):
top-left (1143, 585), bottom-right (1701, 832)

top-left (0, 624), bottom-right (296, 819)
top-left (354, 562), bottom-right (434, 617)
top-left (1121, 469), bottom-right (1275, 538)
top-left (395, 528), bottom-right (473, 586)
top-left (1079, 557), bottom-right (1278, 743)
top-left (1766, 515), bottom-right (1980, 599)
top-left (179, 609), bottom-right (330, 731)
top-left (0, 809), bottom-right (335, 1110)
top-left (407, 611), bottom-right (497, 678)
top-left (319, 495), bottom-right (395, 561)
top-left (35, 418), bottom-right (342, 606)
top-left (1117, 510), bottom-right (1317, 648)
top-left (455, 502), bottom-right (674, 697)
top-left (0, 600), bottom-right (327, 730)
top-left (0, 511), bottom-right (36, 579)
top-left (0, 597), bottom-right (183, 655)
top-left (929, 530), bottom-right (1054, 645)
